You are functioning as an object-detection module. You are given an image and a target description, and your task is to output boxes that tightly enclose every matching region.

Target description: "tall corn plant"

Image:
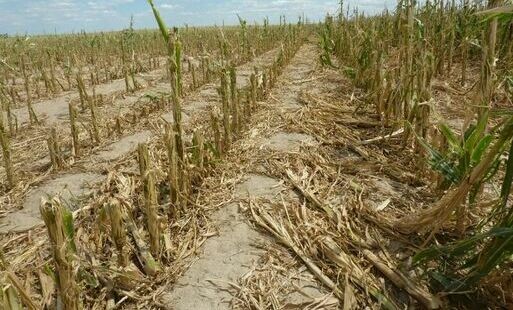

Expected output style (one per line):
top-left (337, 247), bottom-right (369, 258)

top-left (319, 15), bottom-right (337, 69)
top-left (412, 5), bottom-right (513, 292)
top-left (121, 16), bottom-right (138, 93)
top-left (147, 0), bottom-right (185, 165)
top-left (396, 0), bottom-right (509, 232)
top-left (237, 15), bottom-right (251, 60)
top-left (416, 114), bottom-right (496, 201)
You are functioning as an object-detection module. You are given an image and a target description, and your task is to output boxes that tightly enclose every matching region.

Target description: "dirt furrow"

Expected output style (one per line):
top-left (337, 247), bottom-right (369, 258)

top-left (1, 47), bottom-right (282, 182)
top-left (8, 65), bottom-right (167, 126)
top-left (1, 64), bottom-right (177, 183)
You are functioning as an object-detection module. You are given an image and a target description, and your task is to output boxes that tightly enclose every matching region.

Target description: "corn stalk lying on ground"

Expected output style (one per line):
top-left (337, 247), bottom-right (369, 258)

top-left (236, 117), bottom-right (443, 308)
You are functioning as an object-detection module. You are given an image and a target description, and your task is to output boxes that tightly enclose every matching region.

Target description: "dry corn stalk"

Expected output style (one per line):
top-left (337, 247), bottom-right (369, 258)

top-left (47, 127), bottom-right (64, 170)
top-left (236, 89), bottom-right (244, 132)
top-left (69, 103), bottom-right (81, 157)
top-left (175, 37), bottom-right (183, 97)
top-left (169, 57), bottom-right (186, 175)
top-left (164, 123), bottom-right (179, 219)
top-left (220, 69), bottom-right (231, 151)
top-left (1, 95), bottom-right (15, 136)
top-left (262, 72), bottom-right (267, 94)
top-left (1, 274), bottom-right (22, 310)
top-left (40, 196), bottom-right (81, 310)
top-left (229, 66), bottom-right (240, 135)
top-left (249, 202), bottom-right (345, 301)
top-left (0, 250), bottom-right (37, 310)
top-left (121, 39), bottom-right (133, 93)
top-left (361, 249), bottom-right (441, 309)
top-left (21, 56), bottom-right (38, 125)
top-left (76, 73), bottom-right (90, 111)
top-left (191, 61), bottom-right (197, 89)
top-left (124, 211), bottom-right (160, 276)
top-left (204, 57), bottom-right (211, 82)
top-left (115, 116), bottom-right (122, 136)
top-left (137, 143), bottom-right (161, 258)
top-left (250, 73), bottom-right (257, 110)
top-left (192, 129), bottom-right (205, 170)
top-left (0, 123), bottom-right (14, 189)
top-left (87, 93), bottom-right (100, 144)
top-left (472, 1), bottom-right (500, 122)
top-left (105, 198), bottom-right (129, 267)
top-left (229, 65), bottom-right (237, 104)
top-left (244, 91), bottom-right (252, 121)
top-left (210, 109), bottom-right (222, 157)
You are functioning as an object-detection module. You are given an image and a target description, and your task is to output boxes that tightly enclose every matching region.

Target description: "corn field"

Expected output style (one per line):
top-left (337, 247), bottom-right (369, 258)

top-left (314, 0), bottom-right (513, 308)
top-left (1, 0), bottom-right (513, 309)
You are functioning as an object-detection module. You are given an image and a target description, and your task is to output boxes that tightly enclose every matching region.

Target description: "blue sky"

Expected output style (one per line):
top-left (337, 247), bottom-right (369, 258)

top-left (0, 0), bottom-right (397, 35)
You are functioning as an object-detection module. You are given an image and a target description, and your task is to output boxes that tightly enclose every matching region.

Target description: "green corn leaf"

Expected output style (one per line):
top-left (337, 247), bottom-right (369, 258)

top-left (478, 5), bottom-right (513, 23)
top-left (482, 151), bottom-right (504, 184)
top-left (430, 150), bottom-right (462, 184)
top-left (342, 66), bottom-right (355, 79)
top-left (465, 232), bottom-right (513, 287)
top-left (43, 264), bottom-right (56, 282)
top-left (62, 208), bottom-right (77, 253)
top-left (439, 123), bottom-right (462, 153)
top-left (500, 142), bottom-right (513, 224)
top-left (415, 227), bottom-right (513, 265)
top-left (490, 108), bottom-right (513, 117)
top-left (464, 112), bottom-right (489, 153)
top-left (461, 229), bottom-right (507, 269)
top-left (412, 247), bottom-right (445, 265)
top-left (79, 269), bottom-right (100, 288)
top-left (368, 289), bottom-right (398, 310)
top-left (463, 123), bottom-right (476, 142)
top-left (204, 141), bottom-right (220, 159)
top-left (423, 140), bottom-right (461, 183)
top-left (414, 233), bottom-right (484, 265)
top-left (501, 142), bottom-right (513, 204)
top-left (429, 272), bottom-right (462, 291)
top-left (506, 76), bottom-right (513, 93)
top-left (470, 134), bottom-right (492, 166)
top-left (147, 0), bottom-right (169, 44)
top-left (412, 122), bottom-right (462, 183)
top-left (416, 226), bottom-right (513, 291)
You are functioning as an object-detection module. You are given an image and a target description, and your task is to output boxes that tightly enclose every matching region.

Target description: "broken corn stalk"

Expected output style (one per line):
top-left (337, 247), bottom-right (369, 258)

top-left (137, 143), bottom-right (161, 258)
top-left (0, 122), bottom-right (14, 189)
top-left (40, 196), bottom-right (81, 310)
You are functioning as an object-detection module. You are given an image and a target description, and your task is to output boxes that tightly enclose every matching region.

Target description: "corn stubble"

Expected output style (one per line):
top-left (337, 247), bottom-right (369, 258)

top-left (0, 1), bottom-right (309, 307)
top-left (0, 121), bottom-right (13, 189)
top-left (40, 197), bottom-right (81, 310)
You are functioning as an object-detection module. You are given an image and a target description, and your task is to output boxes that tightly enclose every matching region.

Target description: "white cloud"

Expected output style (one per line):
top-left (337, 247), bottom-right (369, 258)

top-left (161, 4), bottom-right (175, 9)
top-left (1, 0), bottom-right (397, 35)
